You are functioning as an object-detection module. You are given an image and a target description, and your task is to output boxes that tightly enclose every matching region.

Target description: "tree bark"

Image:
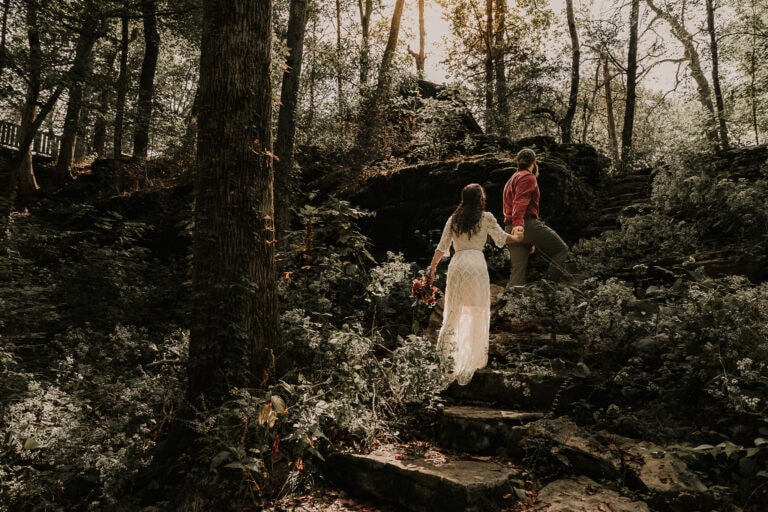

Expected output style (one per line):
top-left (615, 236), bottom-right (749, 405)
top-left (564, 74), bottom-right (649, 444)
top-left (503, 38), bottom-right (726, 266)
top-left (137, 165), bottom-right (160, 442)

top-left (113, 6), bottom-right (130, 186)
top-left (620, 0), bottom-right (639, 167)
top-left (603, 56), bottom-right (620, 166)
top-left (188, 0), bottom-right (279, 404)
top-left (358, 0), bottom-right (373, 85)
top-left (275, 0), bottom-right (309, 240)
top-left (0, 0), bottom-right (10, 79)
top-left (705, 0), bottom-right (728, 150)
top-left (12, 1), bottom-right (43, 197)
top-left (133, 0), bottom-right (160, 159)
top-left (484, 0), bottom-right (494, 132)
top-left (355, 0), bottom-right (405, 161)
top-left (54, 11), bottom-right (101, 182)
top-left (561, 0), bottom-right (579, 144)
top-left (493, 0), bottom-right (509, 134)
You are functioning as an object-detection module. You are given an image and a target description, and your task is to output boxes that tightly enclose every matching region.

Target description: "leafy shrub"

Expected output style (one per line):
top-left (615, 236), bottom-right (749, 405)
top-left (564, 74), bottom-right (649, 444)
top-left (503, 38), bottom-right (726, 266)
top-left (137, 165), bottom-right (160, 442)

top-left (652, 151), bottom-right (768, 242)
top-left (570, 212), bottom-right (699, 277)
top-left (183, 325), bottom-right (446, 510)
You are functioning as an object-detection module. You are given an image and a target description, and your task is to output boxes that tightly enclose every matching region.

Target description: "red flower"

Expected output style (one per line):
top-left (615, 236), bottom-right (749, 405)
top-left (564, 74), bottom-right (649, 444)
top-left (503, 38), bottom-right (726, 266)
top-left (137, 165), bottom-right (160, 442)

top-left (411, 274), bottom-right (441, 308)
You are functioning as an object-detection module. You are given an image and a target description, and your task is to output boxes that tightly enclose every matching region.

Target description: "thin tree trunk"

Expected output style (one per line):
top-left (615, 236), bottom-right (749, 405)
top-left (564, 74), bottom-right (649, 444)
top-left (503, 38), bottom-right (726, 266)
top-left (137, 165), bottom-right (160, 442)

top-left (493, 0), bottom-right (509, 133)
top-left (114, 6), bottom-right (130, 187)
top-left (603, 56), bottom-right (620, 166)
top-left (705, 0), bottom-right (728, 150)
top-left (133, 0), bottom-right (160, 159)
top-left (275, 0), bottom-right (309, 240)
top-left (358, 0), bottom-right (373, 86)
top-left (355, 0), bottom-right (405, 161)
top-left (748, 0), bottom-right (759, 145)
top-left (335, 0), bottom-right (343, 118)
top-left (561, 0), bottom-right (579, 144)
top-left (484, 0), bottom-right (494, 132)
top-left (620, 0), bottom-right (639, 167)
top-left (189, 0), bottom-right (278, 404)
top-left (408, 0), bottom-right (426, 76)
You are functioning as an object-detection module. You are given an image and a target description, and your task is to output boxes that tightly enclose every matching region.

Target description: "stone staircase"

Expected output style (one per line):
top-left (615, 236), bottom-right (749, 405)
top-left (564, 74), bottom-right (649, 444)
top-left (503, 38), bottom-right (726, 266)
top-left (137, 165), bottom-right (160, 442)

top-left (320, 169), bottom-right (724, 511)
top-left (322, 327), bottom-right (715, 512)
top-left (581, 167), bottom-right (654, 239)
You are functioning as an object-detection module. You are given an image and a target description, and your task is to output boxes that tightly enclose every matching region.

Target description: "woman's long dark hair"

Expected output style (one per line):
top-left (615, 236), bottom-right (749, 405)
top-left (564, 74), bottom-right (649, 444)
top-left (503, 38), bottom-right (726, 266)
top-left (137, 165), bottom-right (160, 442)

top-left (450, 183), bottom-right (485, 238)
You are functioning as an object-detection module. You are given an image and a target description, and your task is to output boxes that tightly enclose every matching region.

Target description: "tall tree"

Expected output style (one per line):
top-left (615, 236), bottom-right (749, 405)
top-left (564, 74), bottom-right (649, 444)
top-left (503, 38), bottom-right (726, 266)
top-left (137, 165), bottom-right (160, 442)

top-left (620, 0), bottom-right (639, 166)
top-left (275, 0), bottom-right (309, 240)
top-left (705, 0), bottom-right (728, 150)
top-left (133, 0), bottom-right (160, 159)
top-left (645, 0), bottom-right (718, 146)
top-left (493, 0), bottom-right (510, 134)
top-left (355, 0), bottom-right (405, 160)
top-left (358, 0), bottom-right (373, 85)
top-left (188, 0), bottom-right (279, 404)
top-left (602, 55), bottom-right (620, 165)
top-left (54, 5), bottom-right (103, 182)
top-left (0, 0), bottom-right (10, 78)
top-left (561, 0), bottom-right (579, 143)
top-left (7, 0), bottom-right (64, 199)
top-left (113, 3), bottom-right (130, 184)
top-left (407, 0), bottom-right (426, 76)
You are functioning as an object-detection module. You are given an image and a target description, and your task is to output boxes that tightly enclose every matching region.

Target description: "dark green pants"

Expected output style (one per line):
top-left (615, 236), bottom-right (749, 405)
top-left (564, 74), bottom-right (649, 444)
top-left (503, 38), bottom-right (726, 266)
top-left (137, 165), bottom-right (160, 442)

top-left (505, 218), bottom-right (568, 286)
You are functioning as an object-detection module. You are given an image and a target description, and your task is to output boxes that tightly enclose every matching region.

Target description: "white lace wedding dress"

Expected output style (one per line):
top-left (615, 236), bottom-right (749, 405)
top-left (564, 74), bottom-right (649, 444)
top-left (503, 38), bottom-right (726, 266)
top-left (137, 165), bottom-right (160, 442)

top-left (435, 212), bottom-right (509, 385)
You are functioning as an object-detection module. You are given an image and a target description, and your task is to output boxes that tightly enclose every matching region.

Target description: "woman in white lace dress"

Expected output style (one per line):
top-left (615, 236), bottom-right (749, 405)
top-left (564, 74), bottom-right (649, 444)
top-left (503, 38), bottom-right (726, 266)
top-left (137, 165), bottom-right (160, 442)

top-left (427, 184), bottom-right (522, 386)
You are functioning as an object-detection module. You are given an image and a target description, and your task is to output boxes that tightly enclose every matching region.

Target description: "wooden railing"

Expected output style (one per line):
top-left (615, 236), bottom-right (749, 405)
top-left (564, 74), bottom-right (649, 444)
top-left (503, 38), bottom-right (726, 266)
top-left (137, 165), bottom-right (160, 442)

top-left (0, 120), bottom-right (61, 157)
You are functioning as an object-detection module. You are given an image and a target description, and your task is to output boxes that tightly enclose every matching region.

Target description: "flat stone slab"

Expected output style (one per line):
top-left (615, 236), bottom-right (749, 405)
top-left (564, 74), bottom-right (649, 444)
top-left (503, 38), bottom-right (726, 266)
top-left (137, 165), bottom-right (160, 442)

top-left (532, 476), bottom-right (650, 511)
top-left (437, 405), bottom-right (543, 456)
top-left (324, 447), bottom-right (521, 512)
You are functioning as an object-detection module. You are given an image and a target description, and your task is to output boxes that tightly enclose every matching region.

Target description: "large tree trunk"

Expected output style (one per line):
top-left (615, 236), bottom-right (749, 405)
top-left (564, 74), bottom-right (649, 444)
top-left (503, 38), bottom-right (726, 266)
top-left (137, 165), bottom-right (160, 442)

top-left (620, 0), bottom-right (639, 167)
top-left (0, 0), bottom-right (10, 78)
top-left (645, 0), bottom-right (718, 146)
top-left (54, 14), bottom-right (100, 182)
top-left (603, 56), bottom-right (620, 166)
top-left (561, 0), bottom-right (579, 144)
top-left (705, 0), bottom-right (728, 150)
top-left (133, 0), bottom-right (160, 159)
top-left (13, 1), bottom-right (43, 197)
top-left (188, 0), bottom-right (278, 404)
top-left (275, 0), bottom-right (309, 240)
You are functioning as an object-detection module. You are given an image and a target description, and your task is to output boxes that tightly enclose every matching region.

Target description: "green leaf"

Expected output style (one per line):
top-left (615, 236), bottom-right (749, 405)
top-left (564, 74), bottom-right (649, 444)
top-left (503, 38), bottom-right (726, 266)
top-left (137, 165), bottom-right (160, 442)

top-left (210, 450), bottom-right (231, 469)
top-left (23, 438), bottom-right (40, 450)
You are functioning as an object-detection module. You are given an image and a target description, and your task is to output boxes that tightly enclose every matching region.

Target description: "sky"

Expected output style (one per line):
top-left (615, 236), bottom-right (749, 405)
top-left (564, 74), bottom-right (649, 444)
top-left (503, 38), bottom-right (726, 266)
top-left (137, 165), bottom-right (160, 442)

top-left (403, 0), bottom-right (681, 92)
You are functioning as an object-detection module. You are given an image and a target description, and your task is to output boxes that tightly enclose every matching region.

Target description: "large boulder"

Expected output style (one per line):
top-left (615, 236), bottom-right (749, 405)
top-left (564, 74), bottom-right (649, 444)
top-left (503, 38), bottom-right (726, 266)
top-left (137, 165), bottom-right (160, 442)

top-left (341, 136), bottom-right (610, 263)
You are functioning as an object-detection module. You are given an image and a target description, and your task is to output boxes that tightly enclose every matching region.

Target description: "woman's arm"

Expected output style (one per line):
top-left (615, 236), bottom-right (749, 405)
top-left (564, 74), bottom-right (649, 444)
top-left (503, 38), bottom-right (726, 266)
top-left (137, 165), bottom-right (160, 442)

top-left (428, 249), bottom-right (445, 280)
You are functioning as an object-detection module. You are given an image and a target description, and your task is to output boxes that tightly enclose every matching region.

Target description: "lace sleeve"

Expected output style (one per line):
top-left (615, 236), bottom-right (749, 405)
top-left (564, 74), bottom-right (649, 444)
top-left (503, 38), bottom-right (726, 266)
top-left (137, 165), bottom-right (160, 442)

top-left (485, 212), bottom-right (509, 248)
top-left (436, 216), bottom-right (453, 254)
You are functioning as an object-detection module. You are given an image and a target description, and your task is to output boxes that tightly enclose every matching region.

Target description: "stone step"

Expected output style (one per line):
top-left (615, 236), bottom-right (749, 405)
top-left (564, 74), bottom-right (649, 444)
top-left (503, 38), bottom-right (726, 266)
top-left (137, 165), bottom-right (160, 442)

top-left (436, 405), bottom-right (544, 456)
top-left (531, 476), bottom-right (650, 511)
top-left (524, 416), bottom-right (715, 511)
top-left (324, 448), bottom-right (522, 512)
top-left (443, 368), bottom-right (564, 408)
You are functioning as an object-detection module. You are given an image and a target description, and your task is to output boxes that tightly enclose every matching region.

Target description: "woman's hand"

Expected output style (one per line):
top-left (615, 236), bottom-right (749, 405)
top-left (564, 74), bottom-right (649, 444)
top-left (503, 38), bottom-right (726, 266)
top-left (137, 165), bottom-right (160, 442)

top-left (508, 225), bottom-right (524, 243)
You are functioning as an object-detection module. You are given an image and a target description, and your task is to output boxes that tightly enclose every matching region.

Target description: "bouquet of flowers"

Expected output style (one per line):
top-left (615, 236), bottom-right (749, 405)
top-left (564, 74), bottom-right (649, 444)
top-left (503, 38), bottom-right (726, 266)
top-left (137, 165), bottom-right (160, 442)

top-left (411, 274), bottom-right (441, 308)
